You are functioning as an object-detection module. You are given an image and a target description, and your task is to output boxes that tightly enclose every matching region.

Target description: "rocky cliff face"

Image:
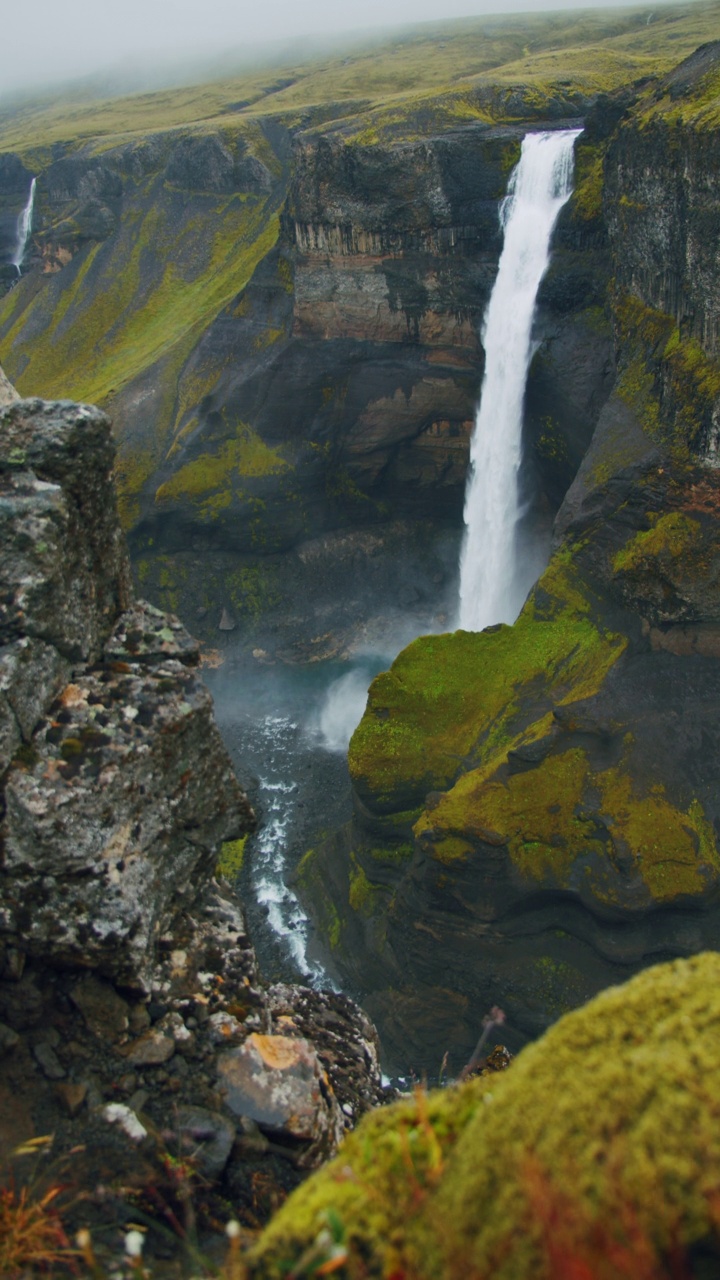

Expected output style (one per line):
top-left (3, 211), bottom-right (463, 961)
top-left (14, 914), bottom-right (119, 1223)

top-left (0, 103), bottom-right (611, 658)
top-left (296, 46), bottom-right (720, 1074)
top-left (0, 399), bottom-right (385, 1263)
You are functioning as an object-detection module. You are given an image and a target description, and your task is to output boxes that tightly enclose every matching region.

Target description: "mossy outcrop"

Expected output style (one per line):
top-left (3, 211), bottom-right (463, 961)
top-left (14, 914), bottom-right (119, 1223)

top-left (248, 953), bottom-right (720, 1279)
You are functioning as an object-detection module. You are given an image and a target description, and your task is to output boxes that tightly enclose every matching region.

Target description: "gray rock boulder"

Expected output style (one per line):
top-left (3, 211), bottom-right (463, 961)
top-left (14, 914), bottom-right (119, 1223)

top-left (0, 400), bottom-right (132, 661)
top-left (218, 1032), bottom-right (344, 1169)
top-left (1, 657), bottom-right (253, 987)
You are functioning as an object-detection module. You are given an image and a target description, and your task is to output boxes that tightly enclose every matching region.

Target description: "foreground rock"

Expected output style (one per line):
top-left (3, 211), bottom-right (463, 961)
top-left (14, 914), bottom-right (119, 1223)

top-left (0, 399), bottom-right (387, 1265)
top-left (248, 953), bottom-right (720, 1278)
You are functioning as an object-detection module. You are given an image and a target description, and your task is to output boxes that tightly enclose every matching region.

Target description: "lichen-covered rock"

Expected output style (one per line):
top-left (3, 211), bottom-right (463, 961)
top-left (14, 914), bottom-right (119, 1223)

top-left (103, 600), bottom-right (200, 666)
top-left (1, 658), bottom-right (253, 986)
top-left (0, 391), bottom-right (388, 1259)
top-left (0, 637), bottom-right (70, 774)
top-left (248, 953), bottom-right (720, 1279)
top-left (265, 984), bottom-right (385, 1125)
top-left (0, 399), bottom-right (131, 661)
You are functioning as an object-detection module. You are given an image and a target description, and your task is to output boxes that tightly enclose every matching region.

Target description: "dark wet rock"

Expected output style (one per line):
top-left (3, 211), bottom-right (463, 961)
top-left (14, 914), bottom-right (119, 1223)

top-left (1, 947), bottom-right (25, 982)
top-left (32, 1039), bottom-right (66, 1080)
top-left (0, 976), bottom-right (44, 1028)
top-left (55, 1081), bottom-right (88, 1116)
top-left (165, 135), bottom-right (235, 192)
top-left (121, 1028), bottom-right (175, 1066)
top-left (0, 1021), bottom-right (20, 1056)
top-left (70, 975), bottom-right (130, 1043)
top-left (128, 1003), bottom-right (151, 1035)
top-left (173, 1105), bottom-right (235, 1179)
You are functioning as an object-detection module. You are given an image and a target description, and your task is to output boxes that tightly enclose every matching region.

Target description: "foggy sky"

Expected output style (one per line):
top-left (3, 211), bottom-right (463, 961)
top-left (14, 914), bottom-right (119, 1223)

top-left (1, 0), bottom-right (693, 99)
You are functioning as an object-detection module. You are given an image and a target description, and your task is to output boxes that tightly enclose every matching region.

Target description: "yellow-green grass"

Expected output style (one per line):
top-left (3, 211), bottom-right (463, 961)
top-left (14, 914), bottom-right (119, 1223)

top-left (2, 1), bottom-right (719, 157)
top-left (0, 190), bottom-right (280, 407)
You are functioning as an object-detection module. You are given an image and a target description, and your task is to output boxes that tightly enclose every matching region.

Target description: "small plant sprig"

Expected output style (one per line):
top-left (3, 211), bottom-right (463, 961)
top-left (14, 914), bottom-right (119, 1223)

top-left (459, 1006), bottom-right (507, 1080)
top-left (0, 1136), bottom-right (76, 1275)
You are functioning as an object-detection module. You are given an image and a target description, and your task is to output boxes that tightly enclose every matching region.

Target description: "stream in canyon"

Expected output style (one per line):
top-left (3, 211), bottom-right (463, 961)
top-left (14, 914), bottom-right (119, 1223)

top-left (205, 652), bottom-right (393, 985)
top-left (206, 128), bottom-right (583, 1045)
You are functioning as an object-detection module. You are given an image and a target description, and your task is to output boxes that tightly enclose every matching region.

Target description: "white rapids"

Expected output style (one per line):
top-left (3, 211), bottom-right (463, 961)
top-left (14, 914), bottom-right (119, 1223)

top-left (458, 129), bottom-right (582, 632)
top-left (11, 177), bottom-right (36, 274)
top-left (250, 712), bottom-right (329, 984)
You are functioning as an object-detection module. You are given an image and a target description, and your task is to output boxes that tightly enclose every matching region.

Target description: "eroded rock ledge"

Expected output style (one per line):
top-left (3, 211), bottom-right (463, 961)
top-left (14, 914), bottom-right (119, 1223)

top-left (0, 399), bottom-right (386, 1263)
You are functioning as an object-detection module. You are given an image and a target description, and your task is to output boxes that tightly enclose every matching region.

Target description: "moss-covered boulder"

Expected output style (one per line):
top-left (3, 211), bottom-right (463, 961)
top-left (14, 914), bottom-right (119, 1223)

top-left (248, 952), bottom-right (720, 1279)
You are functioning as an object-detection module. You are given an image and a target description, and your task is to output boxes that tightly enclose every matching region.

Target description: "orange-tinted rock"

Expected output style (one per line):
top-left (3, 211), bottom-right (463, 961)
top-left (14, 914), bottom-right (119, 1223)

top-left (217, 1033), bottom-right (343, 1167)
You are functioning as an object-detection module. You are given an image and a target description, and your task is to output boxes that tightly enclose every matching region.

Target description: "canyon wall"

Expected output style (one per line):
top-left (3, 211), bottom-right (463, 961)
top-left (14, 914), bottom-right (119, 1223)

top-left (296, 44), bottom-right (720, 1073)
top-left (0, 93), bottom-right (610, 657)
top-left (2, 40), bottom-right (720, 1076)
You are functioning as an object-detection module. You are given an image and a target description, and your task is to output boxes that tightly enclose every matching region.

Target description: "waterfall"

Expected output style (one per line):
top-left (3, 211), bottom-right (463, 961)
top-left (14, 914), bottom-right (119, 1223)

top-left (458, 129), bottom-right (582, 632)
top-left (11, 177), bottom-right (36, 275)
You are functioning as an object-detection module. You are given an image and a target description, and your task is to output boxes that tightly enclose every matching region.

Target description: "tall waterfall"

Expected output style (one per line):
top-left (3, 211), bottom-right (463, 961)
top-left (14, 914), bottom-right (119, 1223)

top-left (458, 129), bottom-right (581, 632)
top-left (11, 177), bottom-right (36, 274)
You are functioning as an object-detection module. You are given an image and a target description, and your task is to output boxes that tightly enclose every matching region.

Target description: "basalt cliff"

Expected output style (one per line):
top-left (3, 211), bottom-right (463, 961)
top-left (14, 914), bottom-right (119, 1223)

top-left (1, 12), bottom-right (720, 1081)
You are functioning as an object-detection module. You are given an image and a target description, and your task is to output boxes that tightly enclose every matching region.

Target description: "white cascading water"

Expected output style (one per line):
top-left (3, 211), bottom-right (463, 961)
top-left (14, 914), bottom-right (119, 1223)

top-left (11, 177), bottom-right (36, 274)
top-left (458, 129), bottom-right (582, 631)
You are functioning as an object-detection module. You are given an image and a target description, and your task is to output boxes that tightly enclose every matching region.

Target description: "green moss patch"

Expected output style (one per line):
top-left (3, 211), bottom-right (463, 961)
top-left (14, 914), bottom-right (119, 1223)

top-left (571, 139), bottom-right (606, 223)
top-left (295, 849), bottom-right (344, 952)
top-left (612, 511), bottom-right (703, 576)
top-left (217, 836), bottom-right (248, 879)
top-left (349, 551), bottom-right (626, 817)
top-left (614, 294), bottom-right (720, 459)
top-left (419, 744), bottom-right (719, 907)
top-left (2, 190), bottom-right (281, 411)
top-left (155, 424), bottom-right (289, 506)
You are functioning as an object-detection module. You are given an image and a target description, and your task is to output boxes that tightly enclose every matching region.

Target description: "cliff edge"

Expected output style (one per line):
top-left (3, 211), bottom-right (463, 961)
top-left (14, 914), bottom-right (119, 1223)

top-left (0, 398), bottom-right (385, 1266)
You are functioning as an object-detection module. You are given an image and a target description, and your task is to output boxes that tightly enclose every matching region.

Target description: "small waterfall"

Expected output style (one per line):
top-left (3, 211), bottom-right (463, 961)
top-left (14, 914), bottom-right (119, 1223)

top-left (11, 177), bottom-right (36, 275)
top-left (458, 129), bottom-right (582, 632)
